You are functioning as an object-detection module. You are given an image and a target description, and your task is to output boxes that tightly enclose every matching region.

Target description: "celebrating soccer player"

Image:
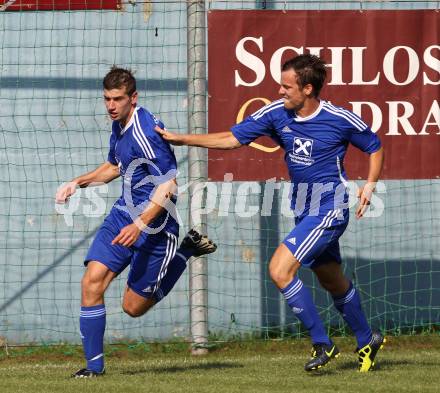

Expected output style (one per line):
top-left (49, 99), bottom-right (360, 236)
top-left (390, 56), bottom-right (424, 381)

top-left (156, 54), bottom-right (385, 372)
top-left (56, 67), bottom-right (216, 378)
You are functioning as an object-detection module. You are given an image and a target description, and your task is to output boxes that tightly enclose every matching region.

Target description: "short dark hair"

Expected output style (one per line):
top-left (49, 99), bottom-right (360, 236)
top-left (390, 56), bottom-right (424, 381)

top-left (103, 66), bottom-right (136, 96)
top-left (281, 54), bottom-right (327, 97)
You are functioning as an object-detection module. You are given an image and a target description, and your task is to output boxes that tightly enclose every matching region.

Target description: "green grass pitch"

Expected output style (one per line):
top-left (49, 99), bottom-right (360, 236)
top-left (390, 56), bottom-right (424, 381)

top-left (0, 335), bottom-right (438, 393)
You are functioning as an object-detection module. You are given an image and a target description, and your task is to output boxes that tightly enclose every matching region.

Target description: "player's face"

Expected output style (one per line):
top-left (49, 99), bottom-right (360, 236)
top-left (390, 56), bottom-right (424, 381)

top-left (279, 69), bottom-right (310, 111)
top-left (104, 87), bottom-right (138, 125)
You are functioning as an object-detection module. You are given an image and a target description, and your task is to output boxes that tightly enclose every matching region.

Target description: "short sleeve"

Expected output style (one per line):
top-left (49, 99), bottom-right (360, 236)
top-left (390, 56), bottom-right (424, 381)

top-left (146, 142), bottom-right (177, 179)
top-left (349, 126), bottom-right (382, 153)
top-left (135, 109), bottom-right (177, 177)
top-left (231, 101), bottom-right (282, 145)
top-left (339, 110), bottom-right (382, 153)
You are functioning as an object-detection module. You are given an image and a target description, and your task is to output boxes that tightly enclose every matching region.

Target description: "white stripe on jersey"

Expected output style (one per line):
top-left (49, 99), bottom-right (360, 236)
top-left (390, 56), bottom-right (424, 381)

top-left (252, 99), bottom-right (285, 120)
top-left (132, 111), bottom-right (156, 159)
top-left (134, 111), bottom-right (156, 158)
top-left (153, 232), bottom-right (177, 294)
top-left (132, 124), bottom-right (153, 159)
top-left (336, 156), bottom-right (348, 187)
top-left (251, 99), bottom-right (284, 118)
top-left (322, 102), bottom-right (367, 132)
top-left (253, 103), bottom-right (285, 120)
top-left (324, 102), bottom-right (367, 130)
top-left (294, 210), bottom-right (339, 262)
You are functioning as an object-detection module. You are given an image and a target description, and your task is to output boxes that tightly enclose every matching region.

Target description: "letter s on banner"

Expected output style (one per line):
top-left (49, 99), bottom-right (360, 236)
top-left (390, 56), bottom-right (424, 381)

top-left (235, 36), bottom-right (265, 87)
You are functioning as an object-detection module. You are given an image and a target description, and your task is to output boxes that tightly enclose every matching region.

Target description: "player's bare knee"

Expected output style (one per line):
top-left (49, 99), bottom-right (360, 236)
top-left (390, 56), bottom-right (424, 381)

top-left (269, 246), bottom-right (300, 289)
top-left (320, 280), bottom-right (337, 293)
top-left (269, 266), bottom-right (294, 289)
top-left (124, 309), bottom-right (141, 318)
top-left (122, 303), bottom-right (142, 318)
top-left (269, 262), bottom-right (299, 289)
top-left (82, 274), bottom-right (105, 295)
top-left (122, 302), bottom-right (152, 318)
top-left (269, 267), bottom-right (283, 286)
top-left (122, 292), bottom-right (155, 317)
top-left (320, 277), bottom-right (349, 296)
top-left (315, 273), bottom-right (348, 295)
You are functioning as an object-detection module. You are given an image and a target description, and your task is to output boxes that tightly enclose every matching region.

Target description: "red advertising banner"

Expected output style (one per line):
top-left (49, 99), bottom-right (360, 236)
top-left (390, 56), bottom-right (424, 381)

top-left (208, 10), bottom-right (440, 181)
top-left (0, 0), bottom-right (120, 11)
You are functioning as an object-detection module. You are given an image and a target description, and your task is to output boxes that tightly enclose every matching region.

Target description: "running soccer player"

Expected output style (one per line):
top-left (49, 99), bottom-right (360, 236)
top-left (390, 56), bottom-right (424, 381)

top-left (156, 54), bottom-right (385, 372)
top-left (56, 67), bottom-right (216, 378)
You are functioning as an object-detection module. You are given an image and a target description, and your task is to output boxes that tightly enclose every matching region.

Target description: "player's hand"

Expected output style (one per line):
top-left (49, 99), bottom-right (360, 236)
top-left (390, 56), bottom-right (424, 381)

top-left (55, 181), bottom-right (78, 204)
top-left (154, 126), bottom-right (185, 145)
top-left (356, 182), bottom-right (375, 219)
top-left (111, 223), bottom-right (141, 247)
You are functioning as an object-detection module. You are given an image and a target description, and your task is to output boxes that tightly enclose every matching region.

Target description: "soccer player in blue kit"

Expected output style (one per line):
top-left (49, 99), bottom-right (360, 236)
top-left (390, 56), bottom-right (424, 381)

top-left (56, 67), bottom-right (216, 378)
top-left (156, 54), bottom-right (385, 372)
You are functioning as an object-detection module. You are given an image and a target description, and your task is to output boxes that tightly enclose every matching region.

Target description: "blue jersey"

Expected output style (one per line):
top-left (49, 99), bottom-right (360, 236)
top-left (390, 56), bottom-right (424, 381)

top-left (107, 106), bottom-right (178, 231)
top-left (231, 100), bottom-right (381, 218)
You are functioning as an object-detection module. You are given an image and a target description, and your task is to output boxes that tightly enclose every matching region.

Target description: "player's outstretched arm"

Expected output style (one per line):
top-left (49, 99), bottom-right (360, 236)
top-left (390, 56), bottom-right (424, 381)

top-left (55, 161), bottom-right (120, 204)
top-left (356, 146), bottom-right (384, 219)
top-left (155, 126), bottom-right (242, 150)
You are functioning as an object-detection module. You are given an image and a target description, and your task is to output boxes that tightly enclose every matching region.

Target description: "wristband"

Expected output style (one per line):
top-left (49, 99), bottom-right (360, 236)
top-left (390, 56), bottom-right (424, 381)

top-left (134, 216), bottom-right (147, 231)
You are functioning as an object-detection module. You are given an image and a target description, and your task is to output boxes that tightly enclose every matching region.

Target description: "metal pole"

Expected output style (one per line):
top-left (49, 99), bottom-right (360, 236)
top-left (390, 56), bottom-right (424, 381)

top-left (187, 0), bottom-right (208, 355)
top-left (259, 188), bottom-right (280, 337)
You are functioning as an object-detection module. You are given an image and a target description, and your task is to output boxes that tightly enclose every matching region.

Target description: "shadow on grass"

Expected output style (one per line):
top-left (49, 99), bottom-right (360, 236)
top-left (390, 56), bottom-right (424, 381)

top-left (304, 357), bottom-right (439, 377)
top-left (122, 361), bottom-right (244, 375)
top-left (334, 358), bottom-right (439, 372)
top-left (306, 370), bottom-right (338, 376)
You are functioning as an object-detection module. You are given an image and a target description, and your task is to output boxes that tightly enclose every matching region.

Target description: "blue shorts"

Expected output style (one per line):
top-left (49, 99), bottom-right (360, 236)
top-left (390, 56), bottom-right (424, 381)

top-left (282, 208), bottom-right (348, 268)
top-left (85, 207), bottom-right (179, 302)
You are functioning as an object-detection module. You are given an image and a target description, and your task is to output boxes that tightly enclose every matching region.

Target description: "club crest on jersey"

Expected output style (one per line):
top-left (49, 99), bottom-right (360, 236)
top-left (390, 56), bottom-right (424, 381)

top-left (289, 137), bottom-right (315, 166)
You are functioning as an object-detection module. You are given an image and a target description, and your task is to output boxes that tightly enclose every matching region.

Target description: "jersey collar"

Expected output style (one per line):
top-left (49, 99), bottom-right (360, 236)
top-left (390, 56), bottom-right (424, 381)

top-left (119, 106), bottom-right (140, 135)
top-left (294, 100), bottom-right (323, 122)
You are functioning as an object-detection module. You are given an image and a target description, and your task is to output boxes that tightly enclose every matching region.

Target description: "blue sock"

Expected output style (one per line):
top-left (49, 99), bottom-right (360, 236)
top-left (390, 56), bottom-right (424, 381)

top-left (281, 277), bottom-right (331, 345)
top-left (80, 304), bottom-right (106, 373)
top-left (154, 251), bottom-right (188, 301)
top-left (333, 282), bottom-right (372, 348)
